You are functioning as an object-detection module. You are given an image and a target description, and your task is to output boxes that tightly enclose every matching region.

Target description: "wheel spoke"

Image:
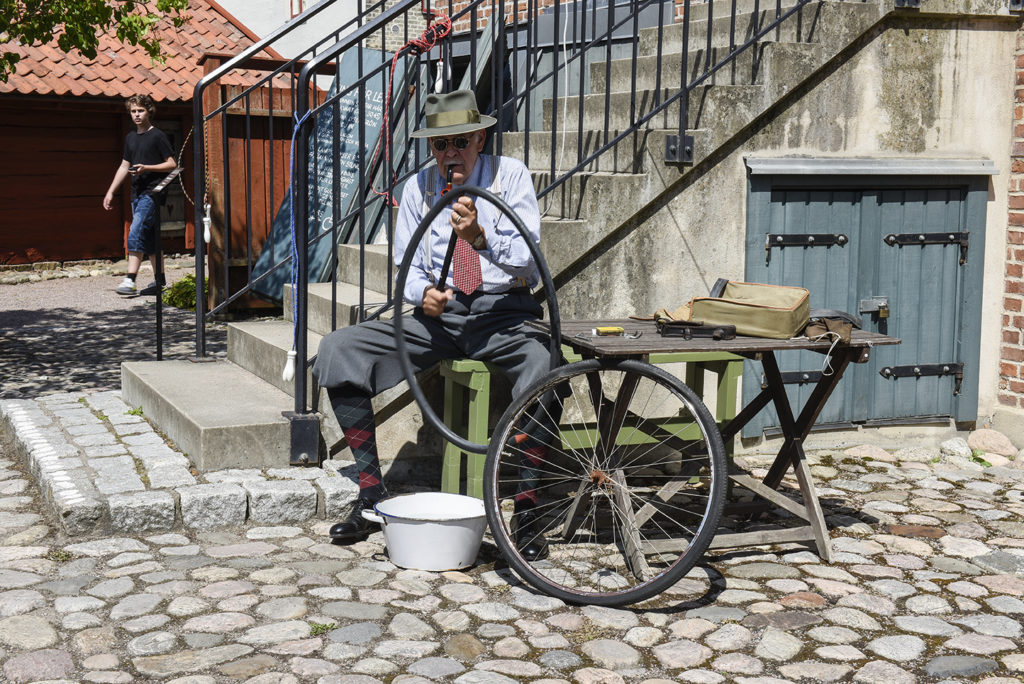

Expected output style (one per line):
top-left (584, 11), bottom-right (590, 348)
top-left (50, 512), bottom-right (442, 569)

top-left (484, 359), bottom-right (727, 606)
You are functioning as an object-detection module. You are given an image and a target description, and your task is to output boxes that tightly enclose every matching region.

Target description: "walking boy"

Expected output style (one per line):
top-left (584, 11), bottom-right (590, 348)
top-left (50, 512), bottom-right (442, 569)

top-left (103, 94), bottom-right (176, 296)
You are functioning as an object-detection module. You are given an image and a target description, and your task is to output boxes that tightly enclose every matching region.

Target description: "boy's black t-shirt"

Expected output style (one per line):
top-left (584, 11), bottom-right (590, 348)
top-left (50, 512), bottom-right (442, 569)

top-left (123, 127), bottom-right (174, 200)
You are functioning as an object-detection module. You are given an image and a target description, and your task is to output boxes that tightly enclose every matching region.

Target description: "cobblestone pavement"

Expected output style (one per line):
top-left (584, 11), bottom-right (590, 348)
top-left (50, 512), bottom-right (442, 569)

top-left (3, 390), bottom-right (1024, 682)
top-left (3, 267), bottom-right (1024, 683)
top-left (0, 256), bottom-right (227, 400)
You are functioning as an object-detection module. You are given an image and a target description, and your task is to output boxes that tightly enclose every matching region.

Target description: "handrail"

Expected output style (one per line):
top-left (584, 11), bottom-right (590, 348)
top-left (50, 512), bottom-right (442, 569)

top-left (191, 0), bottom-right (843, 419)
top-left (191, 0), bottom-right (390, 355)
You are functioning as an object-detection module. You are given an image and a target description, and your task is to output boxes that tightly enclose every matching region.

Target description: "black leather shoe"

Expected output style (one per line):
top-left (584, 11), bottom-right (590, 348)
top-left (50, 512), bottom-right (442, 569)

top-left (513, 508), bottom-right (549, 561)
top-left (329, 496), bottom-right (381, 543)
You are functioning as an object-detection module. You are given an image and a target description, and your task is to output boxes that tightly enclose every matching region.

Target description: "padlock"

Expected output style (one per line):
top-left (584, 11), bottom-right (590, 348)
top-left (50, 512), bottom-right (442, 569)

top-left (878, 303), bottom-right (889, 319)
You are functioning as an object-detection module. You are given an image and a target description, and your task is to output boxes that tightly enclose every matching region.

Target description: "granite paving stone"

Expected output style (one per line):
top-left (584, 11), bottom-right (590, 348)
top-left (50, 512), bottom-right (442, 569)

top-left (5, 392), bottom-right (1024, 682)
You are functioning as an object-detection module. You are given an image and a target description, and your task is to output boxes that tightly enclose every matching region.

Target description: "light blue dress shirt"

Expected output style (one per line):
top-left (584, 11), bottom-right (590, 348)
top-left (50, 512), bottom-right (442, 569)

top-left (394, 154), bottom-right (542, 304)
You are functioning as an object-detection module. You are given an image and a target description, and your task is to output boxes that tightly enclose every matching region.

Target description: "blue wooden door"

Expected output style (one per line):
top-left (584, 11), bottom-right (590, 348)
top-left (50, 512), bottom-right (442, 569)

top-left (744, 176), bottom-right (986, 436)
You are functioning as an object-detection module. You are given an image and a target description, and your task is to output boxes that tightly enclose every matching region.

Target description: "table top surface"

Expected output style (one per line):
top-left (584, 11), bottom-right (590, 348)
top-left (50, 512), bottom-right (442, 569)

top-left (536, 319), bottom-right (900, 358)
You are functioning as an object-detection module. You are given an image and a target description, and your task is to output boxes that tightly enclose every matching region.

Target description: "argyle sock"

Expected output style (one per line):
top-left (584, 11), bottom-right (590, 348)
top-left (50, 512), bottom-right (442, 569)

top-left (513, 389), bottom-right (563, 507)
top-left (514, 443), bottom-right (547, 507)
top-left (328, 388), bottom-right (386, 501)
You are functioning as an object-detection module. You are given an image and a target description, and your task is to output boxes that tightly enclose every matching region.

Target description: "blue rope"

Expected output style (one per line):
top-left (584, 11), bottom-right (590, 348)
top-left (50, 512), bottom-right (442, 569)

top-left (289, 109), bottom-right (314, 354)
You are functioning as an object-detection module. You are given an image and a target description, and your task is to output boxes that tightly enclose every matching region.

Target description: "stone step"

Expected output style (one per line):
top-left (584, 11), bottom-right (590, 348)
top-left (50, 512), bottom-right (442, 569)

top-left (533, 170), bottom-right (650, 221)
top-left (633, 0), bottom-right (824, 57)
top-left (675, 0), bottom-right (813, 26)
top-left (592, 41), bottom-right (823, 93)
top-left (503, 129), bottom-right (652, 175)
top-left (336, 243), bottom-right (392, 293)
top-left (226, 318), bottom-right (439, 462)
top-left (544, 85), bottom-right (765, 134)
top-left (121, 359), bottom-right (296, 472)
top-left (227, 319), bottom-right (323, 402)
top-left (283, 280), bottom-right (391, 338)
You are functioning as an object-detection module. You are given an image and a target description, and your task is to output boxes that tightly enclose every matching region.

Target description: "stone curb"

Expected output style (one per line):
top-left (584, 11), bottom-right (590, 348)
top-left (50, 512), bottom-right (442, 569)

top-left (0, 391), bottom-right (361, 537)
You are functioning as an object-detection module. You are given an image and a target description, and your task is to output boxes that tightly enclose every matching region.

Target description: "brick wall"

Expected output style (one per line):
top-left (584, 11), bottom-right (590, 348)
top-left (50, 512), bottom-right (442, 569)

top-left (1002, 29), bottom-right (1024, 408)
top-left (364, 0), bottom-right (431, 52)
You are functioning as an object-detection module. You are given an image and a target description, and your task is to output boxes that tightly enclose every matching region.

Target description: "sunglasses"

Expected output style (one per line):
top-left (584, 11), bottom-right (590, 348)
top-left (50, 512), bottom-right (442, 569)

top-left (430, 136), bottom-right (472, 152)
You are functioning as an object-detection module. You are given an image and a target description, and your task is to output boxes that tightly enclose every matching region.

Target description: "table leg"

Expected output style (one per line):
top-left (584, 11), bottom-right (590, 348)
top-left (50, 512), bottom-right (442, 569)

top-left (762, 350), bottom-right (855, 489)
top-left (758, 351), bottom-right (852, 562)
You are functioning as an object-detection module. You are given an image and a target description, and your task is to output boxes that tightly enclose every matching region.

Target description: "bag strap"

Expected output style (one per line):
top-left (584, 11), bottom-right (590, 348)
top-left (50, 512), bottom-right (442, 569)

top-left (810, 308), bottom-right (863, 329)
top-left (709, 278), bottom-right (729, 298)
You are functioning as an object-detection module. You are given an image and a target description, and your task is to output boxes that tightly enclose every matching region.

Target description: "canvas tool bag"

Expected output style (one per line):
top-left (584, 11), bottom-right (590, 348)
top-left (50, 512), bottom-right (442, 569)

top-left (686, 279), bottom-right (811, 339)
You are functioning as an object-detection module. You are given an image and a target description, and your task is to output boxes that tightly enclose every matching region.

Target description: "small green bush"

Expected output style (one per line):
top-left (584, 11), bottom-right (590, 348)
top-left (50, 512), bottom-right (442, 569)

top-left (163, 273), bottom-right (207, 310)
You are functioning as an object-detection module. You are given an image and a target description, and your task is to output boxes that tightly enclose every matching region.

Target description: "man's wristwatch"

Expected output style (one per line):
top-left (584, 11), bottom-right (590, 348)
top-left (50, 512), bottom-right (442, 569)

top-left (471, 230), bottom-right (487, 250)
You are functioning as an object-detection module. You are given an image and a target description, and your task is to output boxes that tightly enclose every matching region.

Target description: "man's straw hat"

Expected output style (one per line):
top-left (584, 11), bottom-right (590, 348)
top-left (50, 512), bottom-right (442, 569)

top-left (411, 90), bottom-right (497, 139)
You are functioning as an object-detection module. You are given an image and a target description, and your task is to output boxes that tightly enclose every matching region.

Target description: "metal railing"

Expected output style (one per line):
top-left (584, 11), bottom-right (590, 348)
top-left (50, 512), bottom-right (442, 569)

top-left (192, 0), bottom-right (829, 414)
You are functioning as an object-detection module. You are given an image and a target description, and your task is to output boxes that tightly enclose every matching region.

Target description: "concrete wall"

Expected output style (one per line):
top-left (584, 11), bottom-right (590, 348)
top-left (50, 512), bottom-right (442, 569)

top-left (555, 11), bottom-right (1020, 424)
top-left (217, 0), bottom-right (357, 57)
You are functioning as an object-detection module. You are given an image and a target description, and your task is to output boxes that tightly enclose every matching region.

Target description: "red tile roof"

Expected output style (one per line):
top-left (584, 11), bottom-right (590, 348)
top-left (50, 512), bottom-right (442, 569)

top-left (0, 0), bottom-right (280, 102)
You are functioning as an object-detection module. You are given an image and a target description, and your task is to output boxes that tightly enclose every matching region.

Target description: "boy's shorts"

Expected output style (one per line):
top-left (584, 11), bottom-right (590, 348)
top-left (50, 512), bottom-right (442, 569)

top-left (127, 194), bottom-right (160, 255)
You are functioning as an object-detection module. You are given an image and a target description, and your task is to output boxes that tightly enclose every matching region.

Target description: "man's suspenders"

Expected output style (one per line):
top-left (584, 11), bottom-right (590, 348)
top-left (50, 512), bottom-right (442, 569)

top-left (419, 156), bottom-right (502, 285)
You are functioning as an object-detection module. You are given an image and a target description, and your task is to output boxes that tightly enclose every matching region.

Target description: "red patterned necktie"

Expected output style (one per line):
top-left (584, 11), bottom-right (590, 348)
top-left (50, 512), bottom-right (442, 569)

top-left (452, 237), bottom-right (482, 294)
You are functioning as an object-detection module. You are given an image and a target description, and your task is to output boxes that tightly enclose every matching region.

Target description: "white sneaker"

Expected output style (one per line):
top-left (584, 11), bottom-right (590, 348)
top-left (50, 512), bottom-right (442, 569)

top-left (116, 277), bottom-right (137, 295)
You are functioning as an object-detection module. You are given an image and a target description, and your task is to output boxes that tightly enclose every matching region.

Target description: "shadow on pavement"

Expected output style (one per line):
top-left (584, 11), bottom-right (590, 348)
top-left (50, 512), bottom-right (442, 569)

top-left (0, 303), bottom-right (227, 399)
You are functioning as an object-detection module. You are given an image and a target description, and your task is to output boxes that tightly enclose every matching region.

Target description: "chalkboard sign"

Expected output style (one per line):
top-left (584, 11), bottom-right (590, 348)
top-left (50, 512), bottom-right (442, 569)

top-left (252, 47), bottom-right (395, 303)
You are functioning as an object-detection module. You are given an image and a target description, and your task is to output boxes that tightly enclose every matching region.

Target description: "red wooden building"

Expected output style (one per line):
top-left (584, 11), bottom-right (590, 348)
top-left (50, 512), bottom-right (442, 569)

top-left (0, 1), bottom-right (273, 264)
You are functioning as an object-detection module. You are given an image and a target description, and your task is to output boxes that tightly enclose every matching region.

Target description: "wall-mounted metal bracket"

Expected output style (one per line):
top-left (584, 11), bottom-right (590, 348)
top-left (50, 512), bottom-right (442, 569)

top-left (665, 134), bottom-right (694, 164)
top-left (1012, 0), bottom-right (1024, 12)
top-left (883, 231), bottom-right (969, 265)
top-left (893, 0), bottom-right (921, 8)
top-left (879, 362), bottom-right (964, 395)
top-left (283, 411), bottom-right (322, 467)
top-left (765, 233), bottom-right (848, 265)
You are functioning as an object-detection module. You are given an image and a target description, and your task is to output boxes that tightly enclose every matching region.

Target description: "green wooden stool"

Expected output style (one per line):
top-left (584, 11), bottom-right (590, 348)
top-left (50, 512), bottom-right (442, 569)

top-left (440, 352), bottom-right (743, 499)
top-left (440, 359), bottom-right (494, 499)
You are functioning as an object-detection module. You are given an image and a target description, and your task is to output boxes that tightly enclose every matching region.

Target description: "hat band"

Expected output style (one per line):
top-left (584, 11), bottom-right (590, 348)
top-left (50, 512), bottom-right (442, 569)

top-left (425, 109), bottom-right (481, 131)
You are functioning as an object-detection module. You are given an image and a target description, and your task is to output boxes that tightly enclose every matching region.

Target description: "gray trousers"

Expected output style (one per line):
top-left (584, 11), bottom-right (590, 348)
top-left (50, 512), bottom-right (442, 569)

top-left (312, 290), bottom-right (552, 399)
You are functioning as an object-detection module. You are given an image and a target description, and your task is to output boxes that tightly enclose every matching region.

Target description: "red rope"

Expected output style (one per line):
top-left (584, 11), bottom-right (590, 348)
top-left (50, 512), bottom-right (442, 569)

top-left (371, 12), bottom-right (452, 206)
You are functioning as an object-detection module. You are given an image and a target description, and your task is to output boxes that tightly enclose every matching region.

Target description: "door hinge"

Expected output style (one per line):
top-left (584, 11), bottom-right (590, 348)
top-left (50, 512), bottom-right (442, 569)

top-left (883, 232), bottom-right (969, 265)
top-left (765, 233), bottom-right (848, 266)
top-left (879, 362), bottom-right (964, 396)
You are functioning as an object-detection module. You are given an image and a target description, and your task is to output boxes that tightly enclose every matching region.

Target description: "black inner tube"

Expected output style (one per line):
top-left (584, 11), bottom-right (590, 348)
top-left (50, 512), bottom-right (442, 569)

top-left (393, 184), bottom-right (562, 455)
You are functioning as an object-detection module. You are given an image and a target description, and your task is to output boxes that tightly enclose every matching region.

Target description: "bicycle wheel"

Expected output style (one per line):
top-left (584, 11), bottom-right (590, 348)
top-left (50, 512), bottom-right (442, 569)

top-left (483, 358), bottom-right (727, 606)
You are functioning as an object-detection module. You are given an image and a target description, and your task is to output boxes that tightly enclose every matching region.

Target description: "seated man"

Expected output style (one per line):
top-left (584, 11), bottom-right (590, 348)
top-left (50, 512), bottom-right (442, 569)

top-left (312, 90), bottom-right (551, 560)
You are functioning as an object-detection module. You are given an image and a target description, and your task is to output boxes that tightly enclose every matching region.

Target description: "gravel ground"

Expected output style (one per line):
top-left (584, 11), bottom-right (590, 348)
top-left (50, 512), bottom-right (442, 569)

top-left (0, 257), bottom-right (227, 399)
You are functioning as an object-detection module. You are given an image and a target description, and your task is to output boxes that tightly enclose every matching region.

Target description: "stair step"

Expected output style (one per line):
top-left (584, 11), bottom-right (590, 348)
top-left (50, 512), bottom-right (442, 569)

top-left (592, 41), bottom-right (822, 93)
top-left (121, 359), bottom-right (295, 471)
top-left (227, 318), bottom-right (438, 459)
top-left (228, 319), bottom-right (322, 400)
top-left (504, 129), bottom-right (651, 174)
top-left (532, 170), bottom-right (649, 221)
top-left (283, 281), bottom-right (391, 338)
top-left (337, 243), bottom-right (392, 292)
top-left (678, 0), bottom-right (814, 25)
top-left (633, 1), bottom-right (824, 57)
top-left (544, 85), bottom-right (764, 135)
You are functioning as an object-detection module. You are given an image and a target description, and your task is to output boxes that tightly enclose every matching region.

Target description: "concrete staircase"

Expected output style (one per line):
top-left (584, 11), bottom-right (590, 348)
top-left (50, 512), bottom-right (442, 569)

top-left (122, 0), bottom-right (886, 472)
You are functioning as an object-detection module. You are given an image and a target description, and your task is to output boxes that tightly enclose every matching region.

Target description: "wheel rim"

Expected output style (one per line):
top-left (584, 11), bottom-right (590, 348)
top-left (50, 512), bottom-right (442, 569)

top-left (486, 359), bottom-right (726, 605)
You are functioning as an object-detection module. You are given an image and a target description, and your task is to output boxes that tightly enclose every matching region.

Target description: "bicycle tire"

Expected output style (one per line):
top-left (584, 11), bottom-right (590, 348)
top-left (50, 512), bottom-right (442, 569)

top-left (483, 358), bottom-right (727, 606)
